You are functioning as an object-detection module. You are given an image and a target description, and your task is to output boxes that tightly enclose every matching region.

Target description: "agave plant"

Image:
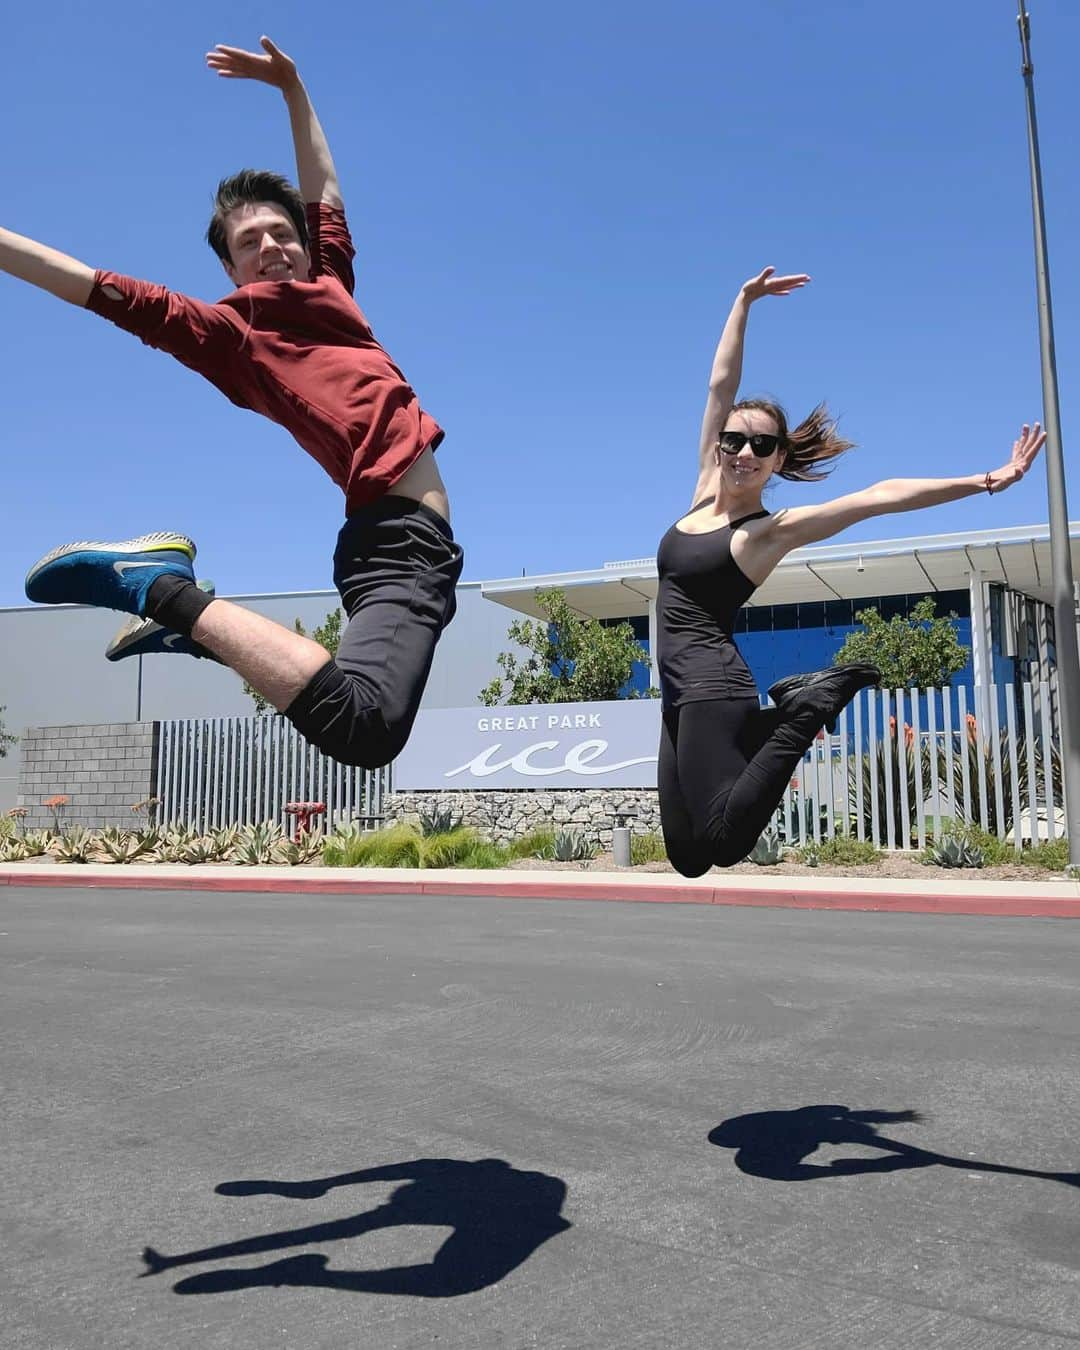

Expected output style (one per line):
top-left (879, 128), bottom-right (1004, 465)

top-left (277, 831), bottom-right (325, 866)
top-left (178, 836), bottom-right (226, 865)
top-left (553, 828), bottom-right (594, 862)
top-left (234, 822), bottom-right (287, 866)
top-left (97, 826), bottom-right (158, 864)
top-left (417, 803), bottom-right (463, 837)
top-left (21, 830), bottom-right (51, 857)
top-left (51, 826), bottom-right (98, 864)
top-left (749, 829), bottom-right (784, 866)
top-left (0, 836), bottom-right (28, 862)
top-left (925, 833), bottom-right (985, 869)
top-left (156, 824), bottom-right (201, 862)
top-left (209, 825), bottom-right (241, 860)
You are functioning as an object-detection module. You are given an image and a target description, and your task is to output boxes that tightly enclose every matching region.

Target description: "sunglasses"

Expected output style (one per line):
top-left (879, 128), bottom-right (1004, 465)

top-left (717, 431), bottom-right (781, 458)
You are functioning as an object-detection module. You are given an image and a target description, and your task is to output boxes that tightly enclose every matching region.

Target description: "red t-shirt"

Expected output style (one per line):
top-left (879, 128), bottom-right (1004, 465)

top-left (85, 203), bottom-right (443, 513)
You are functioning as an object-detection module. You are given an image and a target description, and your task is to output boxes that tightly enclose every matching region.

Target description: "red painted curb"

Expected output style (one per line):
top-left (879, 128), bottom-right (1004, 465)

top-left (1, 869), bottom-right (1077, 918)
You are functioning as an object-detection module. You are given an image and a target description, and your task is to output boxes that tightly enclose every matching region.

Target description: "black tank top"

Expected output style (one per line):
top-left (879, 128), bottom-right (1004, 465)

top-left (656, 505), bottom-right (769, 706)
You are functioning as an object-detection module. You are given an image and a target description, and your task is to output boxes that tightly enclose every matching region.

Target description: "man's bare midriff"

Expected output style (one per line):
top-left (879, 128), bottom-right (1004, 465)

top-left (386, 444), bottom-right (450, 523)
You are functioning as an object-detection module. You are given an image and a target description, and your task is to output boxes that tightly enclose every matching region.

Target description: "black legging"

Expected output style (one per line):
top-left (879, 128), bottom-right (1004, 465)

top-left (659, 696), bottom-right (822, 875)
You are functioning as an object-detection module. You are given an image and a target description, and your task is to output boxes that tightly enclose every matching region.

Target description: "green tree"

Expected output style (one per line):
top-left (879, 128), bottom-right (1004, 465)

top-left (244, 610), bottom-right (344, 714)
top-left (0, 706), bottom-right (16, 758)
top-left (479, 587), bottom-right (657, 705)
top-left (834, 596), bottom-right (969, 688)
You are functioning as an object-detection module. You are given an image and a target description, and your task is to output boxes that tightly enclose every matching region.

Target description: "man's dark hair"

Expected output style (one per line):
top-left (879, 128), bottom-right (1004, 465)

top-left (207, 169), bottom-right (308, 263)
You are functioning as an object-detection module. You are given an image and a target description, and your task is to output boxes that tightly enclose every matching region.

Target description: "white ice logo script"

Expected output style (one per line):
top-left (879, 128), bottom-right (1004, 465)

top-left (446, 738), bottom-right (657, 780)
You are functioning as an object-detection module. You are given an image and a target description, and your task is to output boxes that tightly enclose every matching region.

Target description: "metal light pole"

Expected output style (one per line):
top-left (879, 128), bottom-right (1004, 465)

top-left (1015, 1), bottom-right (1080, 872)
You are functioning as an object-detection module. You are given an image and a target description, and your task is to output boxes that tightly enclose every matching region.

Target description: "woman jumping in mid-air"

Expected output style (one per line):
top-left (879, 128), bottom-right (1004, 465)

top-left (655, 267), bottom-right (1044, 875)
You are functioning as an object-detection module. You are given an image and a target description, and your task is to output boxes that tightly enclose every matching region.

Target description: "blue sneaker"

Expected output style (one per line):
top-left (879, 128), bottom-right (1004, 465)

top-left (105, 580), bottom-right (217, 662)
top-left (24, 532), bottom-right (196, 616)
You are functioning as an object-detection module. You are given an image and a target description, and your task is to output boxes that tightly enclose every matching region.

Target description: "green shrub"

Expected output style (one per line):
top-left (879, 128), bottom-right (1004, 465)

top-left (802, 836), bottom-right (882, 866)
top-left (1025, 837), bottom-right (1071, 872)
top-left (421, 826), bottom-right (486, 869)
top-left (456, 841), bottom-right (509, 869)
top-left (324, 824), bottom-right (423, 869)
top-left (507, 827), bottom-right (557, 860)
top-left (630, 832), bottom-right (667, 865)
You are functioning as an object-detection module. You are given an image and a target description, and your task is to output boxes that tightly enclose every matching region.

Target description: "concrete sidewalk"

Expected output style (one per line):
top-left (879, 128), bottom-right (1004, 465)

top-left (2, 860), bottom-right (1078, 917)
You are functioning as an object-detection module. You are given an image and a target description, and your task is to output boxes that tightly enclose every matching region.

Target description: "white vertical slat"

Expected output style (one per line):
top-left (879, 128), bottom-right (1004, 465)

top-left (822, 730), bottom-right (836, 840)
top-left (973, 689), bottom-right (990, 832)
top-left (177, 720), bottom-right (191, 828)
top-left (837, 705), bottom-right (850, 838)
top-left (895, 689), bottom-right (912, 851)
top-left (942, 685), bottom-right (956, 829)
top-left (910, 689), bottom-right (926, 851)
top-left (869, 696), bottom-right (885, 842)
top-left (989, 690), bottom-right (1006, 841)
top-left (925, 689), bottom-right (940, 842)
top-left (1022, 682), bottom-right (1039, 845)
top-left (1039, 680), bottom-right (1056, 841)
top-left (879, 691), bottom-right (894, 849)
top-left (228, 719), bottom-right (239, 828)
top-left (853, 692), bottom-right (866, 842)
top-left (809, 739), bottom-right (822, 846)
top-left (155, 721), bottom-right (168, 822)
top-left (958, 685), bottom-right (973, 826)
top-left (1005, 690), bottom-right (1023, 854)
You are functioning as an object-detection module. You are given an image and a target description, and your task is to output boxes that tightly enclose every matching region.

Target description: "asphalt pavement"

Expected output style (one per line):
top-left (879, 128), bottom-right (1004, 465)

top-left (4, 886), bottom-right (1079, 1349)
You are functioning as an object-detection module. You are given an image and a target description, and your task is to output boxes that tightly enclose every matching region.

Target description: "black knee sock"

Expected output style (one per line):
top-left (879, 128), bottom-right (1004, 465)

top-left (145, 575), bottom-right (215, 637)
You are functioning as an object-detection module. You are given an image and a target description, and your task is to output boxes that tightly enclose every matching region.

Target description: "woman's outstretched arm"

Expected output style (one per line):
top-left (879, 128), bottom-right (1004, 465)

top-left (692, 268), bottom-right (810, 505)
top-left (759, 422), bottom-right (1046, 556)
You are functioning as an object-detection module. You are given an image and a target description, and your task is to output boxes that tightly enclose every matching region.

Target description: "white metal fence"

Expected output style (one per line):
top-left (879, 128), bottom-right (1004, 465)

top-left (156, 717), bottom-right (389, 833)
top-left (154, 682), bottom-right (1065, 850)
top-left (777, 681), bottom-right (1064, 851)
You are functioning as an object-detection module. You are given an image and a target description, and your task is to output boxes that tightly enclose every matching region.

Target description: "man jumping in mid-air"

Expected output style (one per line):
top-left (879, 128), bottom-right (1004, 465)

top-left (4, 37), bottom-right (460, 767)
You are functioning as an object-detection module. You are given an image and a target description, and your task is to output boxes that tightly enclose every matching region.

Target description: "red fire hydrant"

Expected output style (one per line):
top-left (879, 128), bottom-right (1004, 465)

top-left (283, 801), bottom-right (326, 843)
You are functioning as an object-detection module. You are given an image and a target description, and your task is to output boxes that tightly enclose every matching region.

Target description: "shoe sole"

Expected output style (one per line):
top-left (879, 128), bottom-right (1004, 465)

top-left (26, 532), bottom-right (196, 590)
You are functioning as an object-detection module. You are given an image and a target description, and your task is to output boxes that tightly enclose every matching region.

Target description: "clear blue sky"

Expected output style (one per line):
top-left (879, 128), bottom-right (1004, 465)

top-left (3, 0), bottom-right (1078, 607)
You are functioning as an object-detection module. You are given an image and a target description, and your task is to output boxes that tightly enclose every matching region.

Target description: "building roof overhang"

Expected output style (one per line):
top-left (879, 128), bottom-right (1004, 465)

top-left (480, 523), bottom-right (1080, 620)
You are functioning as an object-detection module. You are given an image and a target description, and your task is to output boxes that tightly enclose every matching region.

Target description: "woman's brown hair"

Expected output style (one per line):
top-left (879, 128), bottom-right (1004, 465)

top-left (731, 398), bottom-right (855, 482)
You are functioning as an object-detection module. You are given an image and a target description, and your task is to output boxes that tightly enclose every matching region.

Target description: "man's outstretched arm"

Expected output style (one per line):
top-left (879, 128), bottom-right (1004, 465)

top-left (207, 37), bottom-right (343, 208)
top-left (0, 226), bottom-right (98, 306)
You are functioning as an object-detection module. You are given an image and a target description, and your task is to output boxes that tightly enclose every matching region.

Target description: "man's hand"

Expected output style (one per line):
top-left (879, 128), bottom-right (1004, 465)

top-left (740, 266), bottom-right (811, 302)
top-left (206, 36), bottom-right (299, 93)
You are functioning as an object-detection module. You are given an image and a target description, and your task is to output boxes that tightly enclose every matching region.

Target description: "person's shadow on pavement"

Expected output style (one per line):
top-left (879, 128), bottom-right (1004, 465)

top-left (708, 1104), bottom-right (1080, 1187)
top-left (140, 1157), bottom-right (571, 1297)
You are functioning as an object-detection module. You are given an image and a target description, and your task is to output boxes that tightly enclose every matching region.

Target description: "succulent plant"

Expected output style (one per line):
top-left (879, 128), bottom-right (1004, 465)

top-left (749, 829), bottom-right (784, 866)
top-left (553, 828), bottom-right (594, 862)
top-left (927, 834), bottom-right (985, 869)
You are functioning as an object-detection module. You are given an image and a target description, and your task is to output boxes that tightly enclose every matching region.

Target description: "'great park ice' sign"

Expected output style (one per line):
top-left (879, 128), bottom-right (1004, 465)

top-left (394, 700), bottom-right (661, 790)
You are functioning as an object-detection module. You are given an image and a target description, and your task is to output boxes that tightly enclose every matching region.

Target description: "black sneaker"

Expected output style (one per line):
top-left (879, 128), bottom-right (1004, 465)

top-left (767, 663), bottom-right (881, 733)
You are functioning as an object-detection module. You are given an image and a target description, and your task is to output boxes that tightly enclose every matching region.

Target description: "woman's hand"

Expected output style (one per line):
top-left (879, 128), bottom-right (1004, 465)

top-left (987, 422), bottom-right (1046, 493)
top-left (206, 36), bottom-right (299, 92)
top-left (740, 266), bottom-right (811, 302)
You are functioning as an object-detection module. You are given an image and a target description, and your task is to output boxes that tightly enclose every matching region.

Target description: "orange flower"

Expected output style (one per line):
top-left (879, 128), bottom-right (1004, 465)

top-left (43, 794), bottom-right (70, 808)
top-left (965, 713), bottom-right (978, 743)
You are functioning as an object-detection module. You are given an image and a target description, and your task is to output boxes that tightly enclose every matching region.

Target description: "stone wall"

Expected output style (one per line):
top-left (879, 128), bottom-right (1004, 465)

top-left (385, 787), bottom-right (661, 849)
top-left (16, 723), bottom-right (159, 832)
